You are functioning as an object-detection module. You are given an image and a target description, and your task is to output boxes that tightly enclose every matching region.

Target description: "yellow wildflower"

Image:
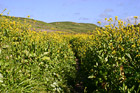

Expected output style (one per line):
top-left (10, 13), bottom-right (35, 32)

top-left (97, 21), bottom-right (101, 25)
top-left (131, 44), bottom-right (136, 48)
top-left (136, 54), bottom-right (140, 57)
top-left (134, 16), bottom-right (138, 19)
top-left (27, 15), bottom-right (30, 18)
top-left (115, 16), bottom-right (118, 20)
top-left (109, 18), bottom-right (113, 21)
top-left (112, 50), bottom-right (116, 55)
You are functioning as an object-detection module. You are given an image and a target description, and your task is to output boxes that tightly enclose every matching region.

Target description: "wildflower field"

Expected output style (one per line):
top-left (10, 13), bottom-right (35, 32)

top-left (0, 13), bottom-right (140, 92)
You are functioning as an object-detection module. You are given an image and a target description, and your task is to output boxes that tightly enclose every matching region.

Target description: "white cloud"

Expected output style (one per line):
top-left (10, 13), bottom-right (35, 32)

top-left (74, 12), bottom-right (80, 15)
top-left (79, 17), bottom-right (89, 20)
top-left (122, 16), bottom-right (140, 25)
top-left (104, 8), bottom-right (114, 12)
top-left (117, 2), bottom-right (124, 7)
top-left (99, 8), bottom-right (114, 18)
top-left (99, 13), bottom-right (112, 18)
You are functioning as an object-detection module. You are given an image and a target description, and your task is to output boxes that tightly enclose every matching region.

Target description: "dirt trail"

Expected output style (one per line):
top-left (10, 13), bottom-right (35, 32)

top-left (74, 58), bottom-right (84, 93)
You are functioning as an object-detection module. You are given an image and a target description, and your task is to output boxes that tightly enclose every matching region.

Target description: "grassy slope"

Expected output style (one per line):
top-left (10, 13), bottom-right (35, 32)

top-left (50, 21), bottom-right (98, 33)
top-left (0, 15), bottom-right (98, 33)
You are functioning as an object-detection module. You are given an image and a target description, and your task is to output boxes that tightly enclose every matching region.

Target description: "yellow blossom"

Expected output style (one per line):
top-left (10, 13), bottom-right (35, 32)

top-left (131, 44), bottom-right (136, 48)
top-left (27, 15), bottom-right (30, 18)
top-left (134, 16), bottom-right (138, 19)
top-left (115, 16), bottom-right (118, 20)
top-left (112, 50), bottom-right (116, 55)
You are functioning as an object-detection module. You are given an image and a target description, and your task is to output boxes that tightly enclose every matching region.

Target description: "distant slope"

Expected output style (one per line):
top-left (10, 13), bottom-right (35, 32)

top-left (0, 15), bottom-right (98, 33)
top-left (50, 21), bottom-right (98, 33)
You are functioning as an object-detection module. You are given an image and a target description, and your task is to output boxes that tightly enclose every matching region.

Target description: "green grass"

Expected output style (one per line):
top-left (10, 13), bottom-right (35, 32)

top-left (0, 15), bottom-right (98, 33)
top-left (50, 21), bottom-right (98, 33)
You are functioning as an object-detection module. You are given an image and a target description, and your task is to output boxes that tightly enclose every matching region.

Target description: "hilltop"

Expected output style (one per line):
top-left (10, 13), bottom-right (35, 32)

top-left (0, 15), bottom-right (98, 33)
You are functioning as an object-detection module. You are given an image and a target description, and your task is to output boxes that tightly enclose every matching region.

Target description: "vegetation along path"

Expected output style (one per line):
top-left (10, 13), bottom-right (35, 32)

top-left (1, 15), bottom-right (140, 92)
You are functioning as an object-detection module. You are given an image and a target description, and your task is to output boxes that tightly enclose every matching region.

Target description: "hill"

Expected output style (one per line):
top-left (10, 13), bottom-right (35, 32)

top-left (0, 15), bottom-right (98, 33)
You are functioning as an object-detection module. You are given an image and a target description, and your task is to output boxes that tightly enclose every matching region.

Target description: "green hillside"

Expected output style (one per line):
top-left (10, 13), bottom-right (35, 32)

top-left (0, 15), bottom-right (98, 33)
top-left (50, 21), bottom-right (98, 33)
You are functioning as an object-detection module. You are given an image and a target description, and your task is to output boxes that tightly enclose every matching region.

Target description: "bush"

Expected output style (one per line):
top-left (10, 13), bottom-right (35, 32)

top-left (0, 18), bottom-right (76, 92)
top-left (69, 19), bottom-right (140, 92)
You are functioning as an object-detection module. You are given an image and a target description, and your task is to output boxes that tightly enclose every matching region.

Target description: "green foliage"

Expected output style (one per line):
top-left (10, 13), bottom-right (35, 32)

top-left (1, 14), bottom-right (140, 92)
top-left (0, 20), bottom-right (76, 92)
top-left (69, 22), bottom-right (140, 92)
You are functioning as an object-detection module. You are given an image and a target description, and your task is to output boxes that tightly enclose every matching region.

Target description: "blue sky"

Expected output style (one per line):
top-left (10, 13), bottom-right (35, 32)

top-left (0, 0), bottom-right (140, 24)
